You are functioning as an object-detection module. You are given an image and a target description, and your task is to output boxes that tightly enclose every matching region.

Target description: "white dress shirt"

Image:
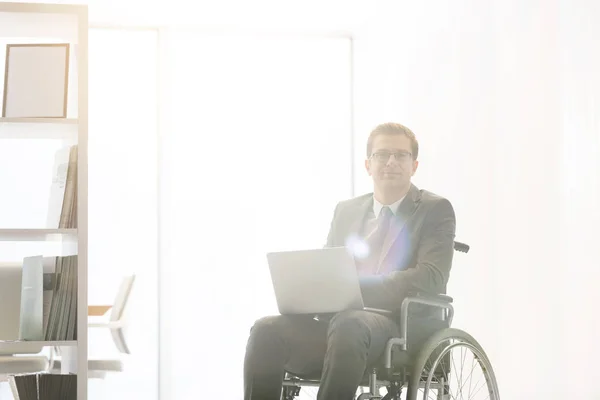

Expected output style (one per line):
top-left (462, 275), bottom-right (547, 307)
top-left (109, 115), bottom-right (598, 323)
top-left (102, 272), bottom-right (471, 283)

top-left (372, 195), bottom-right (406, 218)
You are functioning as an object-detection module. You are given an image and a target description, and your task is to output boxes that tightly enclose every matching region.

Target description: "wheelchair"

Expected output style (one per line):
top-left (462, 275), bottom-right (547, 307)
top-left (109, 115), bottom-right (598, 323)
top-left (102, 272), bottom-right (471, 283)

top-left (281, 242), bottom-right (500, 400)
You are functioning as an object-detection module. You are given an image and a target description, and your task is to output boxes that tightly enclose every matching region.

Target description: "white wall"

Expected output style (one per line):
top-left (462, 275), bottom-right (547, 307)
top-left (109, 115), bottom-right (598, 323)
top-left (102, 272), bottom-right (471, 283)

top-left (557, 0), bottom-right (600, 394)
top-left (352, 1), bottom-right (600, 398)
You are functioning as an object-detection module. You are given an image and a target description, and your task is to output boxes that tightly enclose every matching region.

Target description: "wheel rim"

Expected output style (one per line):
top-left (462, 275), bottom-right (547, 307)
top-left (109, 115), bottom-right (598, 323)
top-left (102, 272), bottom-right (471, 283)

top-left (422, 339), bottom-right (499, 400)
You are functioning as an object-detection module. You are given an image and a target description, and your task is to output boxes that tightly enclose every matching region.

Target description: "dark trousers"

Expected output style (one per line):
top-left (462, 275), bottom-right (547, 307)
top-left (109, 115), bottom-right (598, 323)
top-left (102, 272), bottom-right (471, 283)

top-left (243, 310), bottom-right (399, 400)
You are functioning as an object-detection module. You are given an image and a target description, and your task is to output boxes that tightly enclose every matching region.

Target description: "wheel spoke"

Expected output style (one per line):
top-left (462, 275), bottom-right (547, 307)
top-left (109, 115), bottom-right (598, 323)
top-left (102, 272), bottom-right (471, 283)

top-left (465, 378), bottom-right (489, 400)
top-left (467, 356), bottom-right (475, 399)
top-left (451, 351), bottom-right (480, 399)
top-left (450, 346), bottom-right (464, 399)
top-left (420, 334), bottom-right (497, 400)
top-left (459, 346), bottom-right (466, 395)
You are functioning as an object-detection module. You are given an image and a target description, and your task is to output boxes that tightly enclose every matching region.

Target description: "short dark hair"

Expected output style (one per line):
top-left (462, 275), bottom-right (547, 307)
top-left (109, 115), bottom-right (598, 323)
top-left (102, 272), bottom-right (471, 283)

top-left (366, 122), bottom-right (419, 160)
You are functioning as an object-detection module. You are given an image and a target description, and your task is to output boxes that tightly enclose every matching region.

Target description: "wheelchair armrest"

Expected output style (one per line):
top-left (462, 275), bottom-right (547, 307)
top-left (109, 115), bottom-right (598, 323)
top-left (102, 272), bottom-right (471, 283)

top-left (400, 294), bottom-right (455, 331)
top-left (382, 293), bottom-right (455, 370)
top-left (363, 307), bottom-right (393, 317)
top-left (383, 337), bottom-right (406, 371)
top-left (401, 292), bottom-right (454, 328)
top-left (384, 292), bottom-right (454, 371)
top-left (406, 291), bottom-right (453, 304)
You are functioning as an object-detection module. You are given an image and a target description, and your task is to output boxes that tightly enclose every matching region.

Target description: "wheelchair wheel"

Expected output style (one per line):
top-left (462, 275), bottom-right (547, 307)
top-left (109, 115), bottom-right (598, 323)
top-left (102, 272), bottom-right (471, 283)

top-left (406, 328), bottom-right (500, 400)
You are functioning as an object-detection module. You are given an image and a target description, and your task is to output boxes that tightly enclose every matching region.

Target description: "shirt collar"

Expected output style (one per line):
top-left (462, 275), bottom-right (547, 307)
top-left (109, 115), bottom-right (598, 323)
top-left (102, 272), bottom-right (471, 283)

top-left (372, 195), bottom-right (406, 217)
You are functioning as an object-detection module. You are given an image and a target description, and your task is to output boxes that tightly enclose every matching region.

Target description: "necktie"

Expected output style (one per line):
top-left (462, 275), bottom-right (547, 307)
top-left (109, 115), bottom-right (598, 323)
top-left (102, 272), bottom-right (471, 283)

top-left (362, 206), bottom-right (393, 272)
top-left (373, 206), bottom-right (393, 253)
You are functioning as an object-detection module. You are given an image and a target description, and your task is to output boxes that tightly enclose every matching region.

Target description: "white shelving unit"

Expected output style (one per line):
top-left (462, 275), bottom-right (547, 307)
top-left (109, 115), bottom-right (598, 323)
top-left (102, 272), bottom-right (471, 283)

top-left (0, 229), bottom-right (78, 241)
top-left (0, 2), bottom-right (88, 399)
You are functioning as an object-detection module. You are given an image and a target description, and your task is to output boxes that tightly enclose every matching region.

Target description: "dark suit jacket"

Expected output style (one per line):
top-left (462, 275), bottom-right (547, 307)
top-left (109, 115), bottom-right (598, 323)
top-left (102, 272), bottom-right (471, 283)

top-left (325, 184), bottom-right (456, 313)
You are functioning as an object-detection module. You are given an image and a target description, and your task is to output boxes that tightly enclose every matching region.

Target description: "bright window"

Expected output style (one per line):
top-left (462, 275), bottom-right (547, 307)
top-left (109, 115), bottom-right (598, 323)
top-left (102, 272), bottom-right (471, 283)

top-left (158, 31), bottom-right (352, 399)
top-left (87, 27), bottom-right (158, 400)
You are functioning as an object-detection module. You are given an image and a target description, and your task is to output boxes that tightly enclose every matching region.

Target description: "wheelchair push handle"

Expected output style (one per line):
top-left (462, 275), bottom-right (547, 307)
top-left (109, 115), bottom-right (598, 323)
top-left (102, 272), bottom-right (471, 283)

top-left (453, 241), bottom-right (469, 253)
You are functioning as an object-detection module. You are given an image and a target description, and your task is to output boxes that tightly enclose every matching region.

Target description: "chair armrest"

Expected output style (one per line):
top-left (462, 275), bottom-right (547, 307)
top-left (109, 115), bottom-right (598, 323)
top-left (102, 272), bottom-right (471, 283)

top-left (363, 307), bottom-right (393, 316)
top-left (88, 321), bottom-right (123, 329)
top-left (382, 293), bottom-right (455, 370)
top-left (88, 305), bottom-right (112, 317)
top-left (406, 292), bottom-right (453, 304)
top-left (383, 337), bottom-right (406, 370)
top-left (396, 293), bottom-right (454, 353)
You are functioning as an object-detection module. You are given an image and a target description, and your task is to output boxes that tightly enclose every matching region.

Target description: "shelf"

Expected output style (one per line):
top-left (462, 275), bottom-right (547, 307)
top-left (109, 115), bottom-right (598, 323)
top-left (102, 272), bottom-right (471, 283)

top-left (0, 118), bottom-right (78, 124)
top-left (0, 340), bottom-right (77, 350)
top-left (0, 229), bottom-right (77, 241)
top-left (0, 118), bottom-right (78, 139)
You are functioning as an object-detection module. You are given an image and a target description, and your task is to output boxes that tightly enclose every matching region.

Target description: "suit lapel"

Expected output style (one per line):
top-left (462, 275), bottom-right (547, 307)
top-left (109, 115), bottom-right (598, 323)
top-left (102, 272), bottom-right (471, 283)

top-left (348, 196), bottom-right (373, 238)
top-left (377, 184), bottom-right (421, 267)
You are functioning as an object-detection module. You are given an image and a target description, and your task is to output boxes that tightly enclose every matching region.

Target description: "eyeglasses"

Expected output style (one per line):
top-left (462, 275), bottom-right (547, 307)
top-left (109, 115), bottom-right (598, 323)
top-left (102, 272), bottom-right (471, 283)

top-left (370, 151), bottom-right (412, 163)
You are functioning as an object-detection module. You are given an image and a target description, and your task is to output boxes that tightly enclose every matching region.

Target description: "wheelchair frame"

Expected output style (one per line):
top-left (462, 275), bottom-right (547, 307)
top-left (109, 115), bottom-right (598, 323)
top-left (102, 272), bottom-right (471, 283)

top-left (281, 241), bottom-right (500, 400)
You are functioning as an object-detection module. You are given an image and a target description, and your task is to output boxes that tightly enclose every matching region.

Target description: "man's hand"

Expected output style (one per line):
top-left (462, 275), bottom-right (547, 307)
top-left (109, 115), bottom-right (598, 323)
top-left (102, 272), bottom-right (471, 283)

top-left (359, 275), bottom-right (389, 309)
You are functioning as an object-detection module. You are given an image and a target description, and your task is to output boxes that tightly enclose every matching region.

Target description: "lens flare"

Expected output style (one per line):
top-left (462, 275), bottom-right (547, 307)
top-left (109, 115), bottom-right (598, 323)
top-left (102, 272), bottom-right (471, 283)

top-left (345, 234), bottom-right (370, 259)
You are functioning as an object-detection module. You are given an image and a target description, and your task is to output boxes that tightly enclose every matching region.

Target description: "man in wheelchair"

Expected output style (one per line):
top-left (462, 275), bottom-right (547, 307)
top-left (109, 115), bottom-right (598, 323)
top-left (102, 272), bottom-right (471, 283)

top-left (244, 122), bottom-right (458, 400)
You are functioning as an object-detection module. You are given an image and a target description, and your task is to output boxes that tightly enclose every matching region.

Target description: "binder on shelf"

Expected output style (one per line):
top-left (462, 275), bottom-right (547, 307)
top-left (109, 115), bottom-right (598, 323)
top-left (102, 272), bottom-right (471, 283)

top-left (18, 256), bottom-right (44, 341)
top-left (9, 373), bottom-right (76, 400)
top-left (47, 145), bottom-right (77, 229)
top-left (19, 255), bottom-right (78, 342)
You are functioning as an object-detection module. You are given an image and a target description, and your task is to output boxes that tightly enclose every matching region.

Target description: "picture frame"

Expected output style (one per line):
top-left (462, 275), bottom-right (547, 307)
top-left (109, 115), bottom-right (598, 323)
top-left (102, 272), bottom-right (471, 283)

top-left (2, 43), bottom-right (70, 118)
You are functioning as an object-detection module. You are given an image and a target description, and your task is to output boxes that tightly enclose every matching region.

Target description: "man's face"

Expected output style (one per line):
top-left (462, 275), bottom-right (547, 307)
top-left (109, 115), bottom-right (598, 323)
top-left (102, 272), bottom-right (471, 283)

top-left (365, 134), bottom-right (418, 191)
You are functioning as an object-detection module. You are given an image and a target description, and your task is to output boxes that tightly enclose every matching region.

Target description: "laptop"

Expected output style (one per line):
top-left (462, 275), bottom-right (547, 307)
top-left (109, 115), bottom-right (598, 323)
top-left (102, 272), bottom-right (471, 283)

top-left (267, 246), bottom-right (369, 315)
